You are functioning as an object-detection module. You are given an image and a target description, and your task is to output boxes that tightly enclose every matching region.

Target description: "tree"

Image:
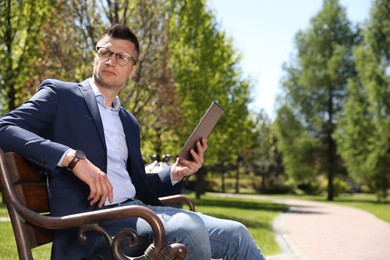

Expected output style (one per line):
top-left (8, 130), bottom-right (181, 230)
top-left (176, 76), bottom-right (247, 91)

top-left (35, 0), bottom-right (184, 158)
top-left (0, 0), bottom-right (54, 113)
top-left (168, 0), bottom-right (256, 196)
top-left (169, 0), bottom-right (254, 161)
top-left (336, 0), bottom-right (390, 200)
top-left (276, 0), bottom-right (359, 200)
top-left (275, 105), bottom-right (318, 183)
top-left (249, 110), bottom-right (285, 193)
top-left (0, 0), bottom-right (257, 197)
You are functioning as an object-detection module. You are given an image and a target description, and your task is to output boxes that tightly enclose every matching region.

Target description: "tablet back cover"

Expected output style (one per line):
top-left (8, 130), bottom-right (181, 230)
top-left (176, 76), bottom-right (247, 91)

top-left (178, 101), bottom-right (224, 160)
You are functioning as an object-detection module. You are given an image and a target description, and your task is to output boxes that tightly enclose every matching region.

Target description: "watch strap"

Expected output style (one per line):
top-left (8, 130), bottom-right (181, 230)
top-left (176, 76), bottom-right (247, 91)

top-left (67, 150), bottom-right (86, 171)
top-left (67, 156), bottom-right (80, 171)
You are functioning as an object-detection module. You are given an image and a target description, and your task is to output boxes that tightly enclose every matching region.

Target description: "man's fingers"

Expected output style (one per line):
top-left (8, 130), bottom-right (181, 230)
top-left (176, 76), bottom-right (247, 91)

top-left (72, 159), bottom-right (112, 207)
top-left (107, 180), bottom-right (113, 204)
top-left (89, 177), bottom-right (103, 206)
top-left (87, 171), bottom-right (110, 207)
top-left (98, 178), bottom-right (113, 208)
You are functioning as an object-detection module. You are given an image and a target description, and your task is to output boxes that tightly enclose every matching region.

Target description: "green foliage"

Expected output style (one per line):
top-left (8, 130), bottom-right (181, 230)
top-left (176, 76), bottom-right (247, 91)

top-left (335, 77), bottom-right (375, 179)
top-left (247, 111), bottom-right (286, 193)
top-left (364, 0), bottom-right (390, 61)
top-left (4, 0), bottom-right (388, 199)
top-left (276, 0), bottom-right (359, 200)
top-left (0, 0), bottom-right (54, 111)
top-left (0, 0), bottom-right (256, 171)
top-left (168, 0), bottom-right (255, 164)
top-left (335, 0), bottom-right (390, 200)
top-left (275, 105), bottom-right (318, 181)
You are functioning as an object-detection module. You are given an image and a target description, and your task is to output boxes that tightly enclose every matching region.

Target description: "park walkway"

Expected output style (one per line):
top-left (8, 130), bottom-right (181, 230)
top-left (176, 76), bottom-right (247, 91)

top-left (265, 198), bottom-right (390, 260)
top-left (208, 192), bottom-right (390, 260)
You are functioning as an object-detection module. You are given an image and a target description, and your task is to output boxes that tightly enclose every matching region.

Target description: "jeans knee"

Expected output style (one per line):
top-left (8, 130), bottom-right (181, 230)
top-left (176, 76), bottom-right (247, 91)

top-left (233, 222), bottom-right (250, 238)
top-left (165, 212), bottom-right (211, 259)
top-left (168, 212), bottom-right (209, 241)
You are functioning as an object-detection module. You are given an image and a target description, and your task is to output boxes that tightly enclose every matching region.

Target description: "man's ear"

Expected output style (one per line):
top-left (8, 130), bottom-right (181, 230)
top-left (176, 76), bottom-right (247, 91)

top-left (92, 54), bottom-right (97, 67)
top-left (128, 65), bottom-right (137, 79)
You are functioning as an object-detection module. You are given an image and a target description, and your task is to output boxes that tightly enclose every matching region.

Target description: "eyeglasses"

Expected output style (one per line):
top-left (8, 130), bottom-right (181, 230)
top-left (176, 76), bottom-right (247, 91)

top-left (96, 47), bottom-right (136, 66)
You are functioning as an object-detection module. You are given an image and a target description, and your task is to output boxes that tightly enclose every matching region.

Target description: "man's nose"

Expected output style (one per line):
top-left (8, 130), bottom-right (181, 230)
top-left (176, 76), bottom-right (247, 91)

top-left (105, 53), bottom-right (117, 65)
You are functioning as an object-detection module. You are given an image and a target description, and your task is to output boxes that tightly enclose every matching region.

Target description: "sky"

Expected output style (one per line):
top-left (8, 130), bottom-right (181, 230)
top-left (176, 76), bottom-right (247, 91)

top-left (207, 0), bottom-right (373, 119)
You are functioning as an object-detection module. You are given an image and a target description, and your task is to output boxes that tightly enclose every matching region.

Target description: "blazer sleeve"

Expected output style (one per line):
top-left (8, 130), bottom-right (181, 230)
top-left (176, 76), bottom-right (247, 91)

top-left (0, 79), bottom-right (70, 170)
top-left (146, 163), bottom-right (182, 197)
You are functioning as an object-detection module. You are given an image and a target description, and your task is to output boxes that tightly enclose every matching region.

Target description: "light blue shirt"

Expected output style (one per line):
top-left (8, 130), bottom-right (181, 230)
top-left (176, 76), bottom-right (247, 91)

top-left (89, 78), bottom-right (136, 205)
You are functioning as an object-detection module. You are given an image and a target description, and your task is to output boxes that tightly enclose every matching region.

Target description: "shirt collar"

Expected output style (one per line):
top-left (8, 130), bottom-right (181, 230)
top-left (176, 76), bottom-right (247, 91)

top-left (88, 78), bottom-right (121, 111)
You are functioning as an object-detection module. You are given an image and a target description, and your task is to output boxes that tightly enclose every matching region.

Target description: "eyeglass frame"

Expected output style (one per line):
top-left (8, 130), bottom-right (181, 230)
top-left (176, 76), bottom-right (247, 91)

top-left (96, 47), bottom-right (137, 66)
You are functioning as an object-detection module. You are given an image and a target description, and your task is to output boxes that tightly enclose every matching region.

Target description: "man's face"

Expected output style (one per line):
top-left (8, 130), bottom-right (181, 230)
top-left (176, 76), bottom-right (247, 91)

top-left (93, 35), bottom-right (137, 91)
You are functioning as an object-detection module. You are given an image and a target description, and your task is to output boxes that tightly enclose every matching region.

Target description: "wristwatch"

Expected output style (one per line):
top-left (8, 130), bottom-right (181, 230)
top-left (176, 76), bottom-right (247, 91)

top-left (67, 150), bottom-right (86, 171)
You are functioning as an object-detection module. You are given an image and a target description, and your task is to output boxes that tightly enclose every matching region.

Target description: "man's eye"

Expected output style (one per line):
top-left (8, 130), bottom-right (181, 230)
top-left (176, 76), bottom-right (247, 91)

top-left (117, 54), bottom-right (128, 60)
top-left (100, 50), bottom-right (110, 56)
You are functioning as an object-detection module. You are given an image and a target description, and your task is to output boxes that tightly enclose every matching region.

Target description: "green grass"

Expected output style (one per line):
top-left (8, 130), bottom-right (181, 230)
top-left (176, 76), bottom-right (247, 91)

top-left (190, 194), bottom-right (289, 256)
top-left (0, 197), bottom-right (52, 258)
top-left (1, 192), bottom-right (388, 258)
top-left (0, 193), bottom-right (288, 258)
top-left (0, 221), bottom-right (51, 259)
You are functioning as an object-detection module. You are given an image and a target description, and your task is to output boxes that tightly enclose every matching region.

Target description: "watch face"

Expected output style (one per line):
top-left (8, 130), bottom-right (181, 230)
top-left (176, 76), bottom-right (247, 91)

top-left (75, 150), bottom-right (86, 159)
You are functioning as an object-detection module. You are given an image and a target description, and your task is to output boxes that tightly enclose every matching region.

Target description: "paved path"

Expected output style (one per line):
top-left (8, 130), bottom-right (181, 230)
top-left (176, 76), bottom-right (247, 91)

top-left (267, 199), bottom-right (390, 260)
top-left (207, 193), bottom-right (390, 260)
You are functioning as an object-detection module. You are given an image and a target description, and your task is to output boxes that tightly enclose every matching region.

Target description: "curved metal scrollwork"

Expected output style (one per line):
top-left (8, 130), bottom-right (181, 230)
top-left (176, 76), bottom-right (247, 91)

top-left (78, 224), bottom-right (141, 259)
top-left (111, 228), bottom-right (143, 259)
top-left (78, 223), bottom-right (114, 245)
top-left (77, 224), bottom-right (188, 260)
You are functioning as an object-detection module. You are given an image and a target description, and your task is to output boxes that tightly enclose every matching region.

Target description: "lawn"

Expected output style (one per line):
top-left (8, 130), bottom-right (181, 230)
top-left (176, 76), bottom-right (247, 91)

top-left (0, 221), bottom-right (52, 259)
top-left (0, 193), bottom-right (288, 258)
top-left (1, 192), bottom-right (388, 259)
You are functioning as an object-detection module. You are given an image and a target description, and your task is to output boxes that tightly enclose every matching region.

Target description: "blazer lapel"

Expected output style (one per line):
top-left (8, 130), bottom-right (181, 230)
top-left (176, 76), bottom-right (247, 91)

top-left (119, 109), bottom-right (137, 174)
top-left (78, 80), bottom-right (107, 150)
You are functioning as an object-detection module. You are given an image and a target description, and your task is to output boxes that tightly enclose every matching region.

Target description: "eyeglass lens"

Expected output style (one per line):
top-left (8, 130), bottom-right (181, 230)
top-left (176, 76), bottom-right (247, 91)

top-left (97, 47), bottom-right (135, 66)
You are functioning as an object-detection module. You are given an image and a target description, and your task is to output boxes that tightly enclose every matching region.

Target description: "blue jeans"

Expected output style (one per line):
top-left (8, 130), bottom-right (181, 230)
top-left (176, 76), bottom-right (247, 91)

top-left (90, 199), bottom-right (265, 259)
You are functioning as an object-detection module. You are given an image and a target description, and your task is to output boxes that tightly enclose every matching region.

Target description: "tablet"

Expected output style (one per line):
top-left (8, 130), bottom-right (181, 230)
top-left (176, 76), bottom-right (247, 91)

top-left (178, 101), bottom-right (224, 160)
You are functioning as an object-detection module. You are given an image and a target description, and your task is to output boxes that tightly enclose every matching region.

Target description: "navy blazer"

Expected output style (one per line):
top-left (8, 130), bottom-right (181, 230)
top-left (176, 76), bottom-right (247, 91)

top-left (0, 79), bottom-right (181, 259)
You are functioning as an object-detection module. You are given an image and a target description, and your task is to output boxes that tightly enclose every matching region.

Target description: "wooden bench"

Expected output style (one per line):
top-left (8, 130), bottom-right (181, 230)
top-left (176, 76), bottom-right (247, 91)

top-left (0, 149), bottom-right (195, 259)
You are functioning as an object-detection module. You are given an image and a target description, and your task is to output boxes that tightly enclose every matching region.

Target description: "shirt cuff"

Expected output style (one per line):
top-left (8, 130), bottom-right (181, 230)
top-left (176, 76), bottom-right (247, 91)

top-left (57, 148), bottom-right (71, 167)
top-left (170, 173), bottom-right (182, 186)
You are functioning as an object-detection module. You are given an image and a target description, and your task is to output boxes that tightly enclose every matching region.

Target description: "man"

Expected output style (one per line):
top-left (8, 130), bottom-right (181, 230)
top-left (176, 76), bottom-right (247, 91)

top-left (0, 24), bottom-right (265, 259)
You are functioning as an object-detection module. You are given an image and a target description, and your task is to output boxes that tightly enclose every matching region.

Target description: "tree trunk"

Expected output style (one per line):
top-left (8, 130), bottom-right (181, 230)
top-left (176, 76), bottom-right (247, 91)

top-left (235, 157), bottom-right (240, 194)
top-left (195, 167), bottom-right (206, 199)
top-left (326, 129), bottom-right (336, 201)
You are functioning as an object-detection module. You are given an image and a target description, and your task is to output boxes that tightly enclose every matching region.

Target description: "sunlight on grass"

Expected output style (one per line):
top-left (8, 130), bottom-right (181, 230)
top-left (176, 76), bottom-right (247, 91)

top-left (0, 193), bottom-right (288, 258)
top-left (190, 194), bottom-right (289, 255)
top-left (0, 222), bottom-right (52, 259)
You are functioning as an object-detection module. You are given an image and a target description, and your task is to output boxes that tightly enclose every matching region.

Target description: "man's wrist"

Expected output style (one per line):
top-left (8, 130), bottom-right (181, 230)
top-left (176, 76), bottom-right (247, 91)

top-left (65, 150), bottom-right (86, 171)
top-left (170, 166), bottom-right (183, 182)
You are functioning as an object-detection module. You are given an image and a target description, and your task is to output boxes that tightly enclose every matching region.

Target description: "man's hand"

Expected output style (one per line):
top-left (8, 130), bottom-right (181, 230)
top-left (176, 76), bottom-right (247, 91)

top-left (63, 150), bottom-right (113, 208)
top-left (171, 138), bottom-right (208, 181)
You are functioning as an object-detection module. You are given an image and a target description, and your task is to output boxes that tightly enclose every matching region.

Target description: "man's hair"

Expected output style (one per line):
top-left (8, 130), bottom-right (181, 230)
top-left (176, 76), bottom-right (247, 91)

top-left (102, 24), bottom-right (140, 59)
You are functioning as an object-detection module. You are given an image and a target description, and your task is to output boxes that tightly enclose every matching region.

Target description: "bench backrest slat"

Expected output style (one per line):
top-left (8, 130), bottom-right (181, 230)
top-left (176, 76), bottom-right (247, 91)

top-left (0, 151), bottom-right (53, 258)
